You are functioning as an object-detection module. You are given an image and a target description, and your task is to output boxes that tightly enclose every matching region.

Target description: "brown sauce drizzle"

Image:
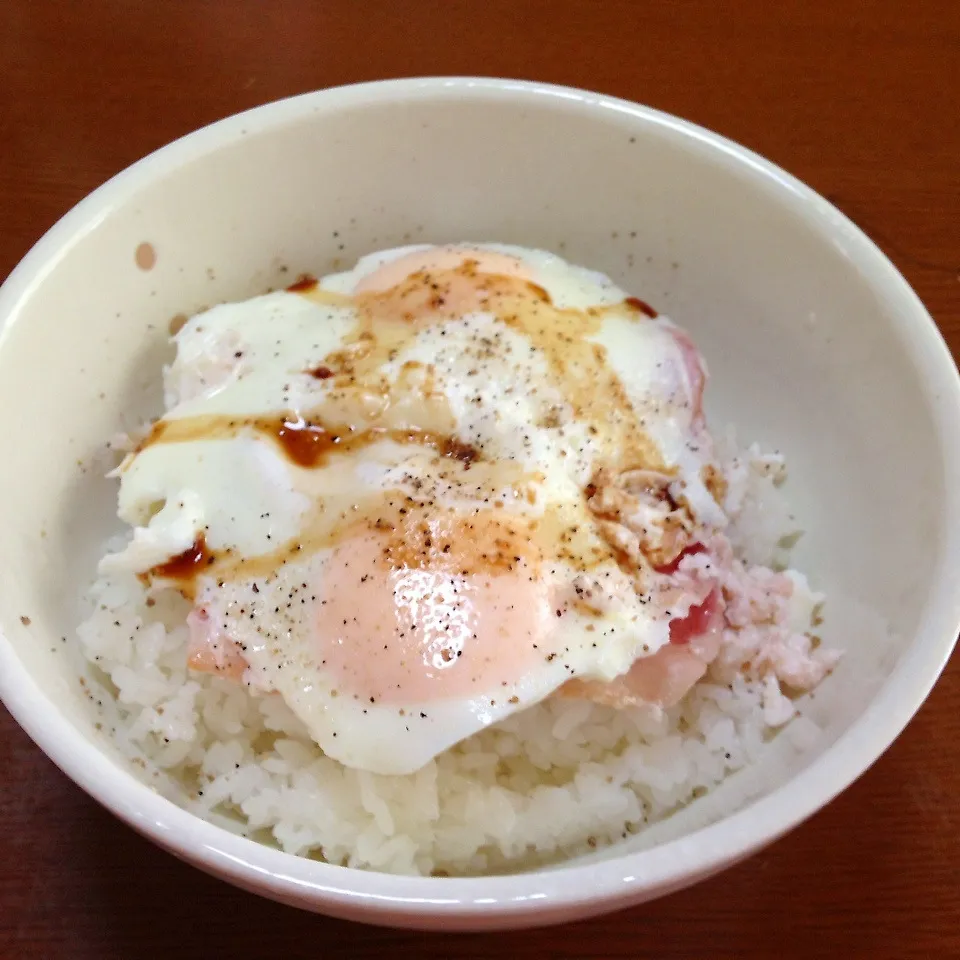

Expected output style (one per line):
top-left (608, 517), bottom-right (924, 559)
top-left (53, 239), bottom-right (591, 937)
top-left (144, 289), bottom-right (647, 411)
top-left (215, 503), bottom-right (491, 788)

top-left (296, 264), bottom-right (666, 473)
top-left (150, 535), bottom-right (213, 581)
top-left (286, 274), bottom-right (318, 293)
top-left (138, 254), bottom-right (670, 588)
top-left (625, 296), bottom-right (658, 318)
top-left (527, 281), bottom-right (553, 304)
top-left (443, 437), bottom-right (479, 465)
top-left (274, 419), bottom-right (333, 467)
top-left (141, 415), bottom-right (480, 470)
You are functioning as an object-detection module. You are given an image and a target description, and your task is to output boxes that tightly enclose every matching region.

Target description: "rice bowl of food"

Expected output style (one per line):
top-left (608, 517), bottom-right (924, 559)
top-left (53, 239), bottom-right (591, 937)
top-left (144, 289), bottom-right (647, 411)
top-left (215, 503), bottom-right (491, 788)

top-left (0, 78), bottom-right (958, 929)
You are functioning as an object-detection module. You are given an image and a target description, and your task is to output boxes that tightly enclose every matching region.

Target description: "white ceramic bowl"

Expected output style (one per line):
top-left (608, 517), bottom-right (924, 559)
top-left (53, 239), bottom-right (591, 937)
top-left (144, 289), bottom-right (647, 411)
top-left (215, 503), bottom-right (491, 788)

top-left (1, 78), bottom-right (958, 931)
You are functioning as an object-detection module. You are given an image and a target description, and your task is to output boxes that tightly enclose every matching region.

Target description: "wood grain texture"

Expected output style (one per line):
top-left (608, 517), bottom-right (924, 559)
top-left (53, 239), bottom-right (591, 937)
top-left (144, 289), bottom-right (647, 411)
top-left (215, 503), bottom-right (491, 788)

top-left (1, 1), bottom-right (958, 956)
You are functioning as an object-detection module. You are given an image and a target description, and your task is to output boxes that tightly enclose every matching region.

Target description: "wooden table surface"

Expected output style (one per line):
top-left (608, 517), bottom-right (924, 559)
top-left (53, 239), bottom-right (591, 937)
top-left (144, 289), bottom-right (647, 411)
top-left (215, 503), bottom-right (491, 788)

top-left (2, 1), bottom-right (958, 956)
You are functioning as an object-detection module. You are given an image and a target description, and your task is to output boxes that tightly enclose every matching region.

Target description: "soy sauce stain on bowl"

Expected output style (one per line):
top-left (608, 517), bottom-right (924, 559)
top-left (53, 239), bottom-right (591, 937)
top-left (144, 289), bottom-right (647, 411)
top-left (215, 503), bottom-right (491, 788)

top-left (135, 242), bottom-right (157, 271)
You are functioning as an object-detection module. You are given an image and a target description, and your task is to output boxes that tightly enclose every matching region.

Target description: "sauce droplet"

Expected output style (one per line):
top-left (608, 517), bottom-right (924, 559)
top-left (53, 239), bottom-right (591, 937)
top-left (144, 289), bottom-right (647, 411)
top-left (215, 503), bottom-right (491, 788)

top-left (135, 242), bottom-right (157, 272)
top-left (151, 535), bottom-right (212, 581)
top-left (287, 274), bottom-right (319, 293)
top-left (275, 419), bottom-right (334, 467)
top-left (625, 296), bottom-right (658, 318)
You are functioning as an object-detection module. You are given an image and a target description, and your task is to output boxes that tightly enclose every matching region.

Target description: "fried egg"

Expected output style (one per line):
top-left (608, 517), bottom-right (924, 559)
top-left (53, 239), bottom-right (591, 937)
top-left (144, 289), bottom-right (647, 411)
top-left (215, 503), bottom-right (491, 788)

top-left (105, 244), bottom-right (725, 774)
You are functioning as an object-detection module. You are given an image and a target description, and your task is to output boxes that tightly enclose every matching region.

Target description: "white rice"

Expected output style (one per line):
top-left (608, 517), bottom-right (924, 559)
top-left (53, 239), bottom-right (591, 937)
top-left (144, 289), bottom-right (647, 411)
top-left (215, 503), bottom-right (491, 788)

top-left (75, 439), bottom-right (835, 877)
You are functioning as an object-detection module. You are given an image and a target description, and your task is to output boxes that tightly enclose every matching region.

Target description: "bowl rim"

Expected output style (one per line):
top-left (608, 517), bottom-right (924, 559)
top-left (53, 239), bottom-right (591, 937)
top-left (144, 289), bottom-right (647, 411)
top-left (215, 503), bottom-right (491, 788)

top-left (2, 75), bottom-right (959, 924)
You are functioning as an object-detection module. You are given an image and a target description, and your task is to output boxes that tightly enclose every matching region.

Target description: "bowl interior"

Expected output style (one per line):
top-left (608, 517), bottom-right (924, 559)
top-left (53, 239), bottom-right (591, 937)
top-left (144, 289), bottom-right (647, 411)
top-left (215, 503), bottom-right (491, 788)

top-left (0, 82), bottom-right (955, 876)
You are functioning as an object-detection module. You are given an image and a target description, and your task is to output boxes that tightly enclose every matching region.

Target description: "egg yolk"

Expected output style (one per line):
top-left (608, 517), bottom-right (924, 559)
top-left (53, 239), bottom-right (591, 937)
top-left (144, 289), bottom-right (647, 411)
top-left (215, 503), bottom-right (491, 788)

top-left (355, 246), bottom-right (534, 296)
top-left (316, 510), bottom-right (555, 703)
